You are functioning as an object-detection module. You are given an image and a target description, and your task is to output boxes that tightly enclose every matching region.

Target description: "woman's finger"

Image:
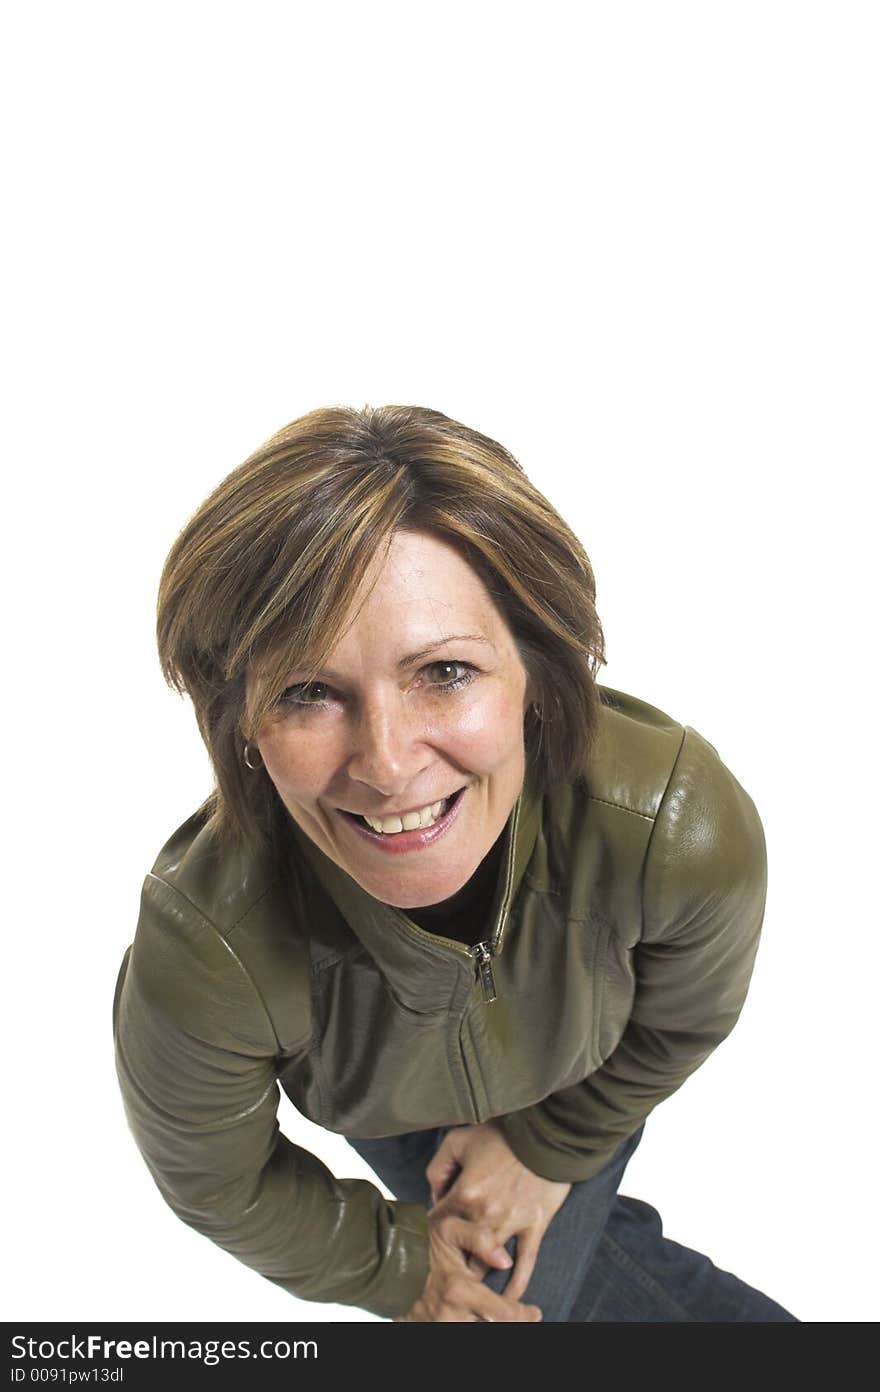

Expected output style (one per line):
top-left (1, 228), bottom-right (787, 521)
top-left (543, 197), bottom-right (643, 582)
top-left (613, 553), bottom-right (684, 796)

top-left (435, 1213), bottom-right (512, 1272)
top-left (502, 1229), bottom-right (542, 1302)
top-left (425, 1139), bottom-right (462, 1204)
top-left (472, 1289), bottom-right (542, 1323)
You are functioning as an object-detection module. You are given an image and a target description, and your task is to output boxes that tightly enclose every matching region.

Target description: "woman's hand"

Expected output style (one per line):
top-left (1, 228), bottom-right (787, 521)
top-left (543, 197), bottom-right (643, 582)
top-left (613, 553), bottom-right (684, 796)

top-left (425, 1119), bottom-right (571, 1302)
top-left (393, 1208), bottom-right (543, 1322)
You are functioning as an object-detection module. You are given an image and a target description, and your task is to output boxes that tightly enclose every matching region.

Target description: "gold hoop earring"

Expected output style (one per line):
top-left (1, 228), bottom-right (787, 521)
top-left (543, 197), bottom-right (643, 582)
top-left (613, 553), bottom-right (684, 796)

top-left (243, 741), bottom-right (263, 771)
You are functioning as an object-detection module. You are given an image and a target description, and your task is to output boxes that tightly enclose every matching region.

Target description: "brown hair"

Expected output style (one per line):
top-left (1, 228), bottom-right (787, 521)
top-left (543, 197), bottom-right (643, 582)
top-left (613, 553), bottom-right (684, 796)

top-left (156, 404), bottom-right (607, 861)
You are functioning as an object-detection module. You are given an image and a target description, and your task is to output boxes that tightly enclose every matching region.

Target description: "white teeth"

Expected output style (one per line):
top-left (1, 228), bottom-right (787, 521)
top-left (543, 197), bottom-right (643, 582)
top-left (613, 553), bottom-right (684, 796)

top-left (363, 797), bottom-right (448, 834)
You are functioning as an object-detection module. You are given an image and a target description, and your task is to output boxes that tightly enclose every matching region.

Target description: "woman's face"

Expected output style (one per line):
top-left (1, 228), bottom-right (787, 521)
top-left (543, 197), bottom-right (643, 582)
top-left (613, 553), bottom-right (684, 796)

top-left (253, 528), bottom-right (532, 909)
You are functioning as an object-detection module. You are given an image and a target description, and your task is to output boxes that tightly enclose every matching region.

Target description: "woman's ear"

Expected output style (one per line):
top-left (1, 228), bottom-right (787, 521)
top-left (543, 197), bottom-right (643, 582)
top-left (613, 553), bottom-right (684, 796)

top-left (523, 668), bottom-right (542, 715)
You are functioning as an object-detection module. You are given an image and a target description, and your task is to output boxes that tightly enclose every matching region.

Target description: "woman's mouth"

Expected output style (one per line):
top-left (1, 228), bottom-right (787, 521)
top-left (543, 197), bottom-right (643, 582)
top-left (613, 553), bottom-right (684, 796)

top-left (337, 786), bottom-right (467, 854)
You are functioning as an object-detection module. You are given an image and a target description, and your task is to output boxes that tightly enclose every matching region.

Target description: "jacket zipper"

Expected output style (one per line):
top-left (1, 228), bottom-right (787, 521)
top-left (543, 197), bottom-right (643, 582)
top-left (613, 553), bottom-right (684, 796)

top-left (382, 917), bottom-right (502, 1001)
top-left (468, 941), bottom-right (497, 1003)
top-left (464, 792), bottom-right (521, 1004)
top-left (388, 877), bottom-right (510, 1004)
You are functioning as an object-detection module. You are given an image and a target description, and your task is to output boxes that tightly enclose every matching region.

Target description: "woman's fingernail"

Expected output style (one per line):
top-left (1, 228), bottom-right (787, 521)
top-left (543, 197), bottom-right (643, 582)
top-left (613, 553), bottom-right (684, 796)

top-left (495, 1248), bottom-right (512, 1267)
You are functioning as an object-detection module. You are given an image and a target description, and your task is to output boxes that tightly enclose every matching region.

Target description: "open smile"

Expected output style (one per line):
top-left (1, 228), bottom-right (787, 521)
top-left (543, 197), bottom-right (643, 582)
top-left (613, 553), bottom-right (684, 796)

top-left (336, 786), bottom-right (467, 854)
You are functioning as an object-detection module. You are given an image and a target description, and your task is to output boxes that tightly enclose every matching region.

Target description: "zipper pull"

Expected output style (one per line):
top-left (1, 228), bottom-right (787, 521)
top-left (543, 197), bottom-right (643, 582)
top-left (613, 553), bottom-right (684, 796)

top-left (471, 941), bottom-right (498, 1004)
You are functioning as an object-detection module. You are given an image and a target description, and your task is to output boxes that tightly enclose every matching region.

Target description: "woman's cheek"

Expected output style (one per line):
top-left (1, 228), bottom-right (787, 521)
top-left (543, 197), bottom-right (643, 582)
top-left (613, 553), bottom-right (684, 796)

top-left (439, 686), bottom-right (527, 764)
top-left (260, 726), bottom-right (334, 796)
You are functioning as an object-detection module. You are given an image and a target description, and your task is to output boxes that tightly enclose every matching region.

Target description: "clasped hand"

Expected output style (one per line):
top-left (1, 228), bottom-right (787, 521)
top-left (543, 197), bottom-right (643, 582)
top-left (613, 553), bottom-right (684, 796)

top-left (394, 1119), bottom-right (570, 1322)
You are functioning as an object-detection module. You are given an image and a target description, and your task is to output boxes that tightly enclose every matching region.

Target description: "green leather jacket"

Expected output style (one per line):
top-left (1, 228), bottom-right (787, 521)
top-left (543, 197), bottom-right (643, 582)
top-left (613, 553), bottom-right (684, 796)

top-left (112, 685), bottom-right (767, 1319)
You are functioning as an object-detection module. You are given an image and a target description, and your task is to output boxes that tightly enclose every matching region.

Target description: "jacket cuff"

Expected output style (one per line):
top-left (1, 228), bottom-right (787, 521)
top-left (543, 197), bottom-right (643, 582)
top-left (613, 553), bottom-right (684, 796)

top-left (497, 1108), bottom-right (623, 1185)
top-left (360, 1201), bottom-right (430, 1320)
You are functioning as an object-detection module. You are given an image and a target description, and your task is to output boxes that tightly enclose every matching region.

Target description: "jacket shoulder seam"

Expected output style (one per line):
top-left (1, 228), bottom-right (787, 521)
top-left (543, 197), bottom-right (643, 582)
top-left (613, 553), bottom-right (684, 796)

top-left (637, 724), bottom-right (694, 940)
top-left (225, 882), bottom-right (276, 938)
top-left (144, 872), bottom-right (288, 1054)
top-left (585, 793), bottom-right (656, 823)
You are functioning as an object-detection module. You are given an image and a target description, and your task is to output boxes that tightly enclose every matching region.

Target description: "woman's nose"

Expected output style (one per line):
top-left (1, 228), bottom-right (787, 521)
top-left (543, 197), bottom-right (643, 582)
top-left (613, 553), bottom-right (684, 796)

top-left (346, 696), bottom-right (425, 796)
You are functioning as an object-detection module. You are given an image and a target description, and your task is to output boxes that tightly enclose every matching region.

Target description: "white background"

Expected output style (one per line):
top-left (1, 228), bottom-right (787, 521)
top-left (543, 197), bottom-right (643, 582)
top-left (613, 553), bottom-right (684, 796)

top-left (3, 1), bottom-right (877, 1325)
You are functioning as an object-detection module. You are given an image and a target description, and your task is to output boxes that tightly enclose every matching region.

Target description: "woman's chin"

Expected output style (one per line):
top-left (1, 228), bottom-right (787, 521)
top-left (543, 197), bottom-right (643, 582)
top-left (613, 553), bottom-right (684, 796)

top-left (354, 857), bottom-right (472, 910)
top-left (358, 861), bottom-right (476, 911)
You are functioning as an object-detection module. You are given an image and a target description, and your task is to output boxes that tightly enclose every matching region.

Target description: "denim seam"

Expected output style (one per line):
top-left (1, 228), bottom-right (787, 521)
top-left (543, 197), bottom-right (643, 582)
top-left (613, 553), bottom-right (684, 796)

top-left (597, 1231), bottom-right (698, 1322)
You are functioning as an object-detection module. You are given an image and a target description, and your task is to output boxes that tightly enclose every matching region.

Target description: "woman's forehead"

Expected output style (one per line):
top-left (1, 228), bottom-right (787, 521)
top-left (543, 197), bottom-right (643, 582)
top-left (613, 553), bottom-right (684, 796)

top-left (314, 536), bottom-right (505, 649)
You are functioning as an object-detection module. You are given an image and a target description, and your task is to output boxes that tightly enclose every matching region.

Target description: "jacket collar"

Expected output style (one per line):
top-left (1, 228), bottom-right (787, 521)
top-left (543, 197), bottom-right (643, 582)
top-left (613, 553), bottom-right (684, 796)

top-left (287, 763), bottom-right (543, 1014)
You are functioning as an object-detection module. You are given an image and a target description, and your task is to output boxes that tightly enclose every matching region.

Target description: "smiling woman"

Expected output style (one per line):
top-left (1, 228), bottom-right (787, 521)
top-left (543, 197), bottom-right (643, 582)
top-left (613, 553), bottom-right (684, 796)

top-left (251, 529), bottom-right (532, 909)
top-left (113, 404), bottom-right (798, 1323)
top-left (154, 406), bottom-right (603, 870)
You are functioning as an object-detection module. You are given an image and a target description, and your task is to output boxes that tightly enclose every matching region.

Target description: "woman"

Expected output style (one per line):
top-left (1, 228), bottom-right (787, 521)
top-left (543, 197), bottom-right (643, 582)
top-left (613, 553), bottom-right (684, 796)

top-left (113, 404), bottom-right (797, 1322)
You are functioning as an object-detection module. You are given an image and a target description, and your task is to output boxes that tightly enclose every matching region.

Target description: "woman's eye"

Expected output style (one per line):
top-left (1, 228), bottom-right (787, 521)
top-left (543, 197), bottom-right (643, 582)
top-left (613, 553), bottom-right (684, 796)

top-left (423, 661), bottom-right (474, 692)
top-left (280, 681), bottom-right (330, 706)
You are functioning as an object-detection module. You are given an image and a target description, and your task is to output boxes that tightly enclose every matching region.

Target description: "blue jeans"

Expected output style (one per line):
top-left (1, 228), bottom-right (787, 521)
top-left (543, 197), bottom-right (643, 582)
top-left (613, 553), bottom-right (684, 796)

top-left (345, 1123), bottom-right (798, 1322)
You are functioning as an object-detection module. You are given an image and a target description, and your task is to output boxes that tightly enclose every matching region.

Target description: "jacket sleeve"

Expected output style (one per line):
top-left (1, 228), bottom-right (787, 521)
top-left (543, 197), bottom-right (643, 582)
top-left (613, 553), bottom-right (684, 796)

top-left (112, 874), bottom-right (429, 1319)
top-left (498, 727), bottom-right (768, 1184)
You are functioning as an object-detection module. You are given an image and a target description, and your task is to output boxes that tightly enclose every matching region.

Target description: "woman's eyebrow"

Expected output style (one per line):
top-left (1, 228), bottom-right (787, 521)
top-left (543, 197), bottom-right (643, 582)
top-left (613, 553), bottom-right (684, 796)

top-left (397, 634), bottom-right (495, 668)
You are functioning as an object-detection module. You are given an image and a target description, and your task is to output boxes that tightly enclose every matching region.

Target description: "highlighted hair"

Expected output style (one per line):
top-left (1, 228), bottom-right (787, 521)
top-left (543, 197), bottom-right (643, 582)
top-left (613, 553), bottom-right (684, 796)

top-left (157, 405), bottom-right (607, 859)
